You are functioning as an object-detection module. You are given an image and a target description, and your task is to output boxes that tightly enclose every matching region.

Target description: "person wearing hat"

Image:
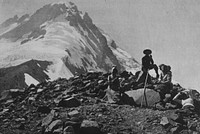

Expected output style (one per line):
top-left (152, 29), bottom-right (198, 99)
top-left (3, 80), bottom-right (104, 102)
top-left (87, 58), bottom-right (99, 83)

top-left (108, 66), bottom-right (120, 91)
top-left (134, 50), bottom-right (158, 89)
top-left (106, 66), bottom-right (121, 103)
top-left (136, 49), bottom-right (159, 85)
top-left (154, 64), bottom-right (173, 107)
top-left (142, 49), bottom-right (159, 78)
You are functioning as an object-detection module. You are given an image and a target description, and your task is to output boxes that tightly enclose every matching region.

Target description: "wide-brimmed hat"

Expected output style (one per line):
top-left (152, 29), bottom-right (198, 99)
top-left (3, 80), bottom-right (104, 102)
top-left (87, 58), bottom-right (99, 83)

top-left (167, 65), bottom-right (171, 71)
top-left (159, 64), bottom-right (165, 69)
top-left (143, 49), bottom-right (152, 55)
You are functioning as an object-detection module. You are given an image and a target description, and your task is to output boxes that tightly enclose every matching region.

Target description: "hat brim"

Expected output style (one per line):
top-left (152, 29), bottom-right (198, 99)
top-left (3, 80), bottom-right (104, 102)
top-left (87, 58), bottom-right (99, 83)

top-left (143, 49), bottom-right (152, 54)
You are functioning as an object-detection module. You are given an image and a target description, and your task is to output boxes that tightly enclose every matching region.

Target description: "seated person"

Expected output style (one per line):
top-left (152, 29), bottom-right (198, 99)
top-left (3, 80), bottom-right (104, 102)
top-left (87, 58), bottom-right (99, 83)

top-left (154, 64), bottom-right (173, 107)
top-left (120, 72), bottom-right (131, 93)
top-left (107, 66), bottom-right (120, 91)
top-left (104, 66), bottom-right (121, 103)
top-left (173, 89), bottom-right (195, 112)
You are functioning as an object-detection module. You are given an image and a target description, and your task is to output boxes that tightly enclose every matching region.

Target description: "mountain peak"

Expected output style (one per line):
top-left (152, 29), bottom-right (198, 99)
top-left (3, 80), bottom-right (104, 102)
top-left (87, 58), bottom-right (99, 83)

top-left (49, 1), bottom-right (79, 14)
top-left (0, 2), bottom-right (140, 92)
top-left (0, 15), bottom-right (18, 29)
top-left (0, 2), bottom-right (83, 41)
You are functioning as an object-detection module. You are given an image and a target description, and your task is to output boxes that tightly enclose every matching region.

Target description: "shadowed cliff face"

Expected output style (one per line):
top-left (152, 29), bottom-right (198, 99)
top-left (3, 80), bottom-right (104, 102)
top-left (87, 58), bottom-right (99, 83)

top-left (0, 60), bottom-right (51, 93)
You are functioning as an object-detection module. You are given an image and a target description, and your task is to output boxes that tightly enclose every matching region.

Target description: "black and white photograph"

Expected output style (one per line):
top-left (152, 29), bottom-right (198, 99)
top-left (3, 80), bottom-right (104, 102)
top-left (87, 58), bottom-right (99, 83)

top-left (0, 0), bottom-right (200, 133)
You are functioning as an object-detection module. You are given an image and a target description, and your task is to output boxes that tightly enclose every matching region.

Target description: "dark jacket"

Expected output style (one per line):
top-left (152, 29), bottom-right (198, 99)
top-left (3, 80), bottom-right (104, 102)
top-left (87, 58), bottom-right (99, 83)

top-left (142, 55), bottom-right (154, 69)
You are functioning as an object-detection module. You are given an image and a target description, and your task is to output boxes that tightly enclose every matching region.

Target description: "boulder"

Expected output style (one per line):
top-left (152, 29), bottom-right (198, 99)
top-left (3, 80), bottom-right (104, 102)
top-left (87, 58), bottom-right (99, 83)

top-left (15, 118), bottom-right (25, 122)
top-left (165, 103), bottom-right (177, 109)
top-left (80, 120), bottom-right (101, 134)
top-left (68, 110), bottom-right (80, 118)
top-left (37, 106), bottom-right (51, 114)
top-left (53, 127), bottom-right (63, 134)
top-left (54, 85), bottom-right (61, 91)
top-left (160, 116), bottom-right (180, 128)
top-left (9, 89), bottom-right (25, 98)
top-left (0, 90), bottom-right (10, 101)
top-left (170, 126), bottom-right (179, 134)
top-left (0, 109), bottom-right (9, 115)
top-left (103, 87), bottom-right (120, 104)
top-left (17, 123), bottom-right (25, 130)
top-left (160, 117), bottom-right (170, 127)
top-left (28, 97), bottom-right (36, 104)
top-left (9, 89), bottom-right (21, 92)
top-left (63, 126), bottom-right (75, 134)
top-left (188, 122), bottom-right (198, 131)
top-left (4, 99), bottom-right (14, 105)
top-left (37, 88), bottom-right (44, 93)
top-left (125, 88), bottom-right (160, 106)
top-left (45, 119), bottom-right (62, 133)
top-left (42, 110), bottom-right (55, 127)
top-left (63, 86), bottom-right (77, 95)
top-left (67, 110), bottom-right (83, 123)
top-left (155, 103), bottom-right (165, 110)
top-left (28, 84), bottom-right (35, 89)
top-left (98, 80), bottom-right (104, 84)
top-left (169, 113), bottom-right (180, 121)
top-left (64, 121), bottom-right (81, 127)
top-left (58, 97), bottom-right (80, 108)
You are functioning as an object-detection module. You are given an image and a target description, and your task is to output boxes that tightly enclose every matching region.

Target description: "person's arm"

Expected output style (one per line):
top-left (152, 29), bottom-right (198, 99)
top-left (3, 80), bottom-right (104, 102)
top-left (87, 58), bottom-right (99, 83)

top-left (150, 55), bottom-right (154, 64)
top-left (120, 79), bottom-right (125, 87)
top-left (173, 92), bottom-right (182, 104)
top-left (142, 56), bottom-right (145, 66)
top-left (160, 72), bottom-right (172, 84)
top-left (108, 75), bottom-right (111, 85)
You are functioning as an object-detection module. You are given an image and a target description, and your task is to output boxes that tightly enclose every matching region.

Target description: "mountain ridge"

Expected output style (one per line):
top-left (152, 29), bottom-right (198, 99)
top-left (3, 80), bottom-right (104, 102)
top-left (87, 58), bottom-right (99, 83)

top-left (0, 2), bottom-right (140, 93)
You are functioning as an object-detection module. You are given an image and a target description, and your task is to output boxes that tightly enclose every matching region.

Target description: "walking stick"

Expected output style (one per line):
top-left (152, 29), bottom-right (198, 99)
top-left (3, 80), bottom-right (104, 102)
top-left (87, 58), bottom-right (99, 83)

top-left (141, 70), bottom-right (149, 107)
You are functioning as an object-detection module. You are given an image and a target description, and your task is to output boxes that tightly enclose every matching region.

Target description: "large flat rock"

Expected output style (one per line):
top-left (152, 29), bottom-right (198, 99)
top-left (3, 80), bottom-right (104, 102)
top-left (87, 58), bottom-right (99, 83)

top-left (125, 88), bottom-right (160, 106)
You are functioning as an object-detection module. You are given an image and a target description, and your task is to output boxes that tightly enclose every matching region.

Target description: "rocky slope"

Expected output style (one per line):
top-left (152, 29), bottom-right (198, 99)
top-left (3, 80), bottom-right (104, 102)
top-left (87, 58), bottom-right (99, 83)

top-left (1, 2), bottom-right (200, 134)
top-left (0, 71), bottom-right (200, 134)
top-left (0, 2), bottom-right (140, 93)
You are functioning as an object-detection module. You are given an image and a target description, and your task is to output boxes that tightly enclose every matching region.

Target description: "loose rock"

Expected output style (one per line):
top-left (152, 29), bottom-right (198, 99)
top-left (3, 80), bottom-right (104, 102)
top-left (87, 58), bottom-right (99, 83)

top-left (80, 120), bottom-right (101, 134)
top-left (58, 97), bottom-right (80, 108)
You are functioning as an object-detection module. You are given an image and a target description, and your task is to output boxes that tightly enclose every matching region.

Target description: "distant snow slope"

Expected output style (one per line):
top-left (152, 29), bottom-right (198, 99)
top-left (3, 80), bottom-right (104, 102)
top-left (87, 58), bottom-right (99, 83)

top-left (0, 2), bottom-right (140, 93)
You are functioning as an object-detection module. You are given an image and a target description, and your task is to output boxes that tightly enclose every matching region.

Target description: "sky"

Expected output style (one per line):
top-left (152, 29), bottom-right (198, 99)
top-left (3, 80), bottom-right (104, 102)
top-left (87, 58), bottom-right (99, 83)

top-left (0, 0), bottom-right (200, 90)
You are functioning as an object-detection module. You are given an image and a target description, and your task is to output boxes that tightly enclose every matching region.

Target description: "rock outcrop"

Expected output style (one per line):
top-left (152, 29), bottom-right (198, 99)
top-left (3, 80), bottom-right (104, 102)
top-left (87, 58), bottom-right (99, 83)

top-left (0, 71), bottom-right (200, 134)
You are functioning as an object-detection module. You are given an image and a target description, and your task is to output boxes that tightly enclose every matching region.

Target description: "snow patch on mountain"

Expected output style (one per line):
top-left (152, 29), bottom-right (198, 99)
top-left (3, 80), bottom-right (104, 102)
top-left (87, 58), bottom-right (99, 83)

top-left (37, 63), bottom-right (41, 67)
top-left (44, 59), bottom-right (73, 80)
top-left (0, 35), bottom-right (73, 82)
top-left (101, 31), bottom-right (140, 74)
top-left (42, 21), bottom-right (99, 69)
top-left (24, 73), bottom-right (39, 86)
top-left (111, 47), bottom-right (140, 74)
top-left (0, 18), bottom-right (102, 80)
top-left (50, 1), bottom-right (69, 6)
top-left (0, 23), bottom-right (18, 36)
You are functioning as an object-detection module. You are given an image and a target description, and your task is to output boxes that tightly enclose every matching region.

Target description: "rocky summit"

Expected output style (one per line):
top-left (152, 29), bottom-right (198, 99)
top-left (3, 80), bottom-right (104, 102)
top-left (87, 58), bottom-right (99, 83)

top-left (0, 71), bottom-right (200, 134)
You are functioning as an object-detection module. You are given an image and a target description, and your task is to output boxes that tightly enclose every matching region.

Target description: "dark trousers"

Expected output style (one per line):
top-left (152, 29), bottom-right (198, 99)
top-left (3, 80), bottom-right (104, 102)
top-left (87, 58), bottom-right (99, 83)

top-left (142, 64), bottom-right (159, 77)
top-left (155, 83), bottom-right (172, 102)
